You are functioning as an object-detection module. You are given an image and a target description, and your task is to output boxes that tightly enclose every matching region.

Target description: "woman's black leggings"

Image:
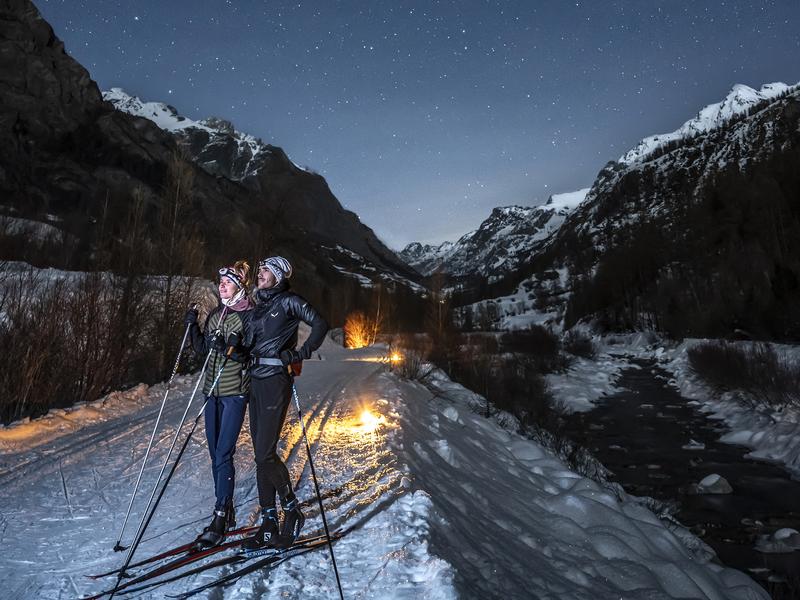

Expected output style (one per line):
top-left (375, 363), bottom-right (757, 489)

top-left (249, 372), bottom-right (293, 508)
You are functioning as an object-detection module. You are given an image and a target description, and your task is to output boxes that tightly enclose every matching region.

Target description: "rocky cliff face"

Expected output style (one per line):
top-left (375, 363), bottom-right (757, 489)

top-left (0, 0), bottom-right (242, 232)
top-left (0, 0), bottom-right (104, 142)
top-left (102, 88), bottom-right (415, 282)
top-left (102, 89), bottom-right (273, 181)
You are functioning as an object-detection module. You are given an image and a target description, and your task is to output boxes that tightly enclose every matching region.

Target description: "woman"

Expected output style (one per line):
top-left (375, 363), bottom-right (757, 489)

top-left (241, 256), bottom-right (329, 551)
top-left (184, 260), bottom-right (253, 550)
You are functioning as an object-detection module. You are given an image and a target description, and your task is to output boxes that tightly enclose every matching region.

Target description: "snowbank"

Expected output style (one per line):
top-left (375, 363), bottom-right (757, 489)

top-left (388, 364), bottom-right (767, 599)
top-left (0, 382), bottom-right (159, 454)
top-left (545, 351), bottom-right (628, 413)
top-left (658, 339), bottom-right (800, 478)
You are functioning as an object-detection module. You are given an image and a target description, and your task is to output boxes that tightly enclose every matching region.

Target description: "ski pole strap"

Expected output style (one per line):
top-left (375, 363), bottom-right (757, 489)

top-left (253, 357), bottom-right (283, 366)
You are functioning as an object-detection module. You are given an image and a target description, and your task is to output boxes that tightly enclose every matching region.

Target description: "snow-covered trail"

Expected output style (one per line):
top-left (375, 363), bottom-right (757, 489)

top-left (0, 335), bottom-right (770, 599)
top-left (0, 340), bottom-right (454, 599)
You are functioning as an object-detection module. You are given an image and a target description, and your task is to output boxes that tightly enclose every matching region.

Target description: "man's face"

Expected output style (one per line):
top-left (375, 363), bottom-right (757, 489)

top-left (257, 266), bottom-right (276, 289)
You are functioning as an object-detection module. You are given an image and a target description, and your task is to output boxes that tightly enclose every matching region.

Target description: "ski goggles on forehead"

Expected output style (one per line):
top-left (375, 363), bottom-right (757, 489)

top-left (218, 267), bottom-right (244, 289)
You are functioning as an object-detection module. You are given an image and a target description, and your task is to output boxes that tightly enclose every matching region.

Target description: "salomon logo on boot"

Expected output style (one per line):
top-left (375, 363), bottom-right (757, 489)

top-left (241, 508), bottom-right (279, 552)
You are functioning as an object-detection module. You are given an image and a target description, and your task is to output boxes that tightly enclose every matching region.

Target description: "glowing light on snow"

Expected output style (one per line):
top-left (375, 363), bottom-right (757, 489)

top-left (390, 352), bottom-right (403, 362)
top-left (357, 409), bottom-right (385, 434)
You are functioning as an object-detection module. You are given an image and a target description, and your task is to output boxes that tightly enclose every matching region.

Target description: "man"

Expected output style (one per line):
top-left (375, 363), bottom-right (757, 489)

top-left (241, 256), bottom-right (329, 551)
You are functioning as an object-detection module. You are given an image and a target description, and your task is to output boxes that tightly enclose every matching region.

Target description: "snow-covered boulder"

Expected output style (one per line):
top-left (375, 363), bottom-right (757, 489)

top-left (682, 439), bottom-right (706, 451)
top-left (690, 474), bottom-right (733, 495)
top-left (755, 528), bottom-right (800, 554)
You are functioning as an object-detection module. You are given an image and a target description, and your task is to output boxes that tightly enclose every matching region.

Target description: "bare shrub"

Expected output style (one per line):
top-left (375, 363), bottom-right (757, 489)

top-left (0, 264), bottom-right (193, 424)
top-left (499, 325), bottom-right (569, 373)
top-left (688, 340), bottom-right (800, 410)
top-left (563, 329), bottom-right (597, 359)
top-left (389, 334), bottom-right (433, 381)
top-left (496, 355), bottom-right (557, 430)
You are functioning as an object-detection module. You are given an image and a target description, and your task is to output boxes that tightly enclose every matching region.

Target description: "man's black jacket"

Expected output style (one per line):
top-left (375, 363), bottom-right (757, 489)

top-left (242, 281), bottom-right (329, 379)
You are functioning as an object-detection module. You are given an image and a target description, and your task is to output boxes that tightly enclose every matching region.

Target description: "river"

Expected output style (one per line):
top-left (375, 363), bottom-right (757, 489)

top-left (562, 358), bottom-right (800, 599)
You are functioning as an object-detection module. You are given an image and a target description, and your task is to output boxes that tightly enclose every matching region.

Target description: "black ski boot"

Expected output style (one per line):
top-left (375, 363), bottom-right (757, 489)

top-left (241, 507), bottom-right (279, 551)
top-left (191, 508), bottom-right (228, 551)
top-left (275, 494), bottom-right (305, 548)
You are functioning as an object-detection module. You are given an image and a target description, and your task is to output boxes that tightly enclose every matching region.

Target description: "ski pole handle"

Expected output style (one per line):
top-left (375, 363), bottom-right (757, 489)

top-left (225, 331), bottom-right (241, 358)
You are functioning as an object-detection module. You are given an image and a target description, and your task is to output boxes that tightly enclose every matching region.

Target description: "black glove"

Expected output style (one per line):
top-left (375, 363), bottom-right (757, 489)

top-left (226, 331), bottom-right (241, 350)
top-left (184, 308), bottom-right (199, 326)
top-left (210, 332), bottom-right (226, 353)
top-left (279, 349), bottom-right (303, 366)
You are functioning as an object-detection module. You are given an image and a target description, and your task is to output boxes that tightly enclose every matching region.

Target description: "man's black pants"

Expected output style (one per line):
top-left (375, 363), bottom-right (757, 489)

top-left (249, 372), bottom-right (293, 508)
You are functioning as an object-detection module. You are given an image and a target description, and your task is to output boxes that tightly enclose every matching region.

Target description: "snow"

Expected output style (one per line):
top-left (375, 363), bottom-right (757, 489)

top-left (103, 88), bottom-right (216, 134)
top-left (0, 383), bottom-right (152, 453)
top-left (319, 244), bottom-right (427, 294)
top-left (103, 88), bottom-right (271, 180)
top-left (682, 439), bottom-right (706, 451)
top-left (619, 82), bottom-right (796, 164)
top-left (408, 366), bottom-right (766, 599)
top-left (331, 264), bottom-right (375, 287)
top-left (0, 335), bottom-right (768, 598)
top-left (545, 187), bottom-right (591, 212)
top-left (0, 216), bottom-right (72, 244)
top-left (545, 352), bottom-right (628, 413)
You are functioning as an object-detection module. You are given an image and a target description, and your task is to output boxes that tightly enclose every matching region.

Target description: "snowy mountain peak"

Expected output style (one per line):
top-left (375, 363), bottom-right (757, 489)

top-left (400, 188), bottom-right (590, 277)
top-left (619, 81), bottom-right (797, 165)
top-left (103, 87), bottom-right (272, 180)
top-left (103, 87), bottom-right (210, 133)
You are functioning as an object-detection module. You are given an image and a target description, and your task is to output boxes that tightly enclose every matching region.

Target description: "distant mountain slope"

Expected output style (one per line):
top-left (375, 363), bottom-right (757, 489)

top-left (459, 82), bottom-right (800, 338)
top-left (400, 189), bottom-right (589, 278)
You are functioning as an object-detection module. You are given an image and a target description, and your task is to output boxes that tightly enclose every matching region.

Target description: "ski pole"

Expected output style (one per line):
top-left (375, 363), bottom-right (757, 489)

top-left (108, 332), bottom-right (240, 600)
top-left (292, 382), bottom-right (344, 600)
top-left (118, 306), bottom-right (228, 560)
top-left (113, 305), bottom-right (196, 551)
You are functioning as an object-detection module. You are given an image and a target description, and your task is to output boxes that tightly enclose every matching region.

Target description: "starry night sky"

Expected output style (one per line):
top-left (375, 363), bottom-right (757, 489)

top-left (37, 1), bottom-right (800, 250)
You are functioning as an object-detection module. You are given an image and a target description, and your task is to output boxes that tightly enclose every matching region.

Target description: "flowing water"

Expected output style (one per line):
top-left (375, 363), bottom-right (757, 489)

top-left (562, 358), bottom-right (800, 598)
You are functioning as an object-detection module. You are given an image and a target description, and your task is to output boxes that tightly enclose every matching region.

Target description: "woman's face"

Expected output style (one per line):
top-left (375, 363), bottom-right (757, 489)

top-left (218, 276), bottom-right (238, 300)
top-left (257, 266), bottom-right (276, 289)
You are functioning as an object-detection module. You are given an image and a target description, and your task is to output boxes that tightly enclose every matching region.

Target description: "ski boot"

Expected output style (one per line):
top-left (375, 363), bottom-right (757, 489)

top-left (226, 499), bottom-right (236, 530)
top-left (191, 507), bottom-right (229, 551)
top-left (241, 507), bottom-right (280, 552)
top-left (275, 494), bottom-right (305, 549)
